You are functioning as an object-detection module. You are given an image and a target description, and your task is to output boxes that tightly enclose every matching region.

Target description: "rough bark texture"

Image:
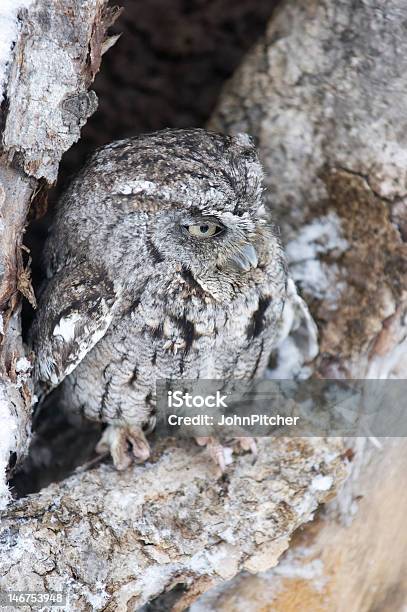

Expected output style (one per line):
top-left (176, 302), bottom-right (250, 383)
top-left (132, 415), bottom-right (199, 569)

top-left (0, 163), bottom-right (35, 508)
top-left (209, 0), bottom-right (407, 379)
top-left (0, 0), bottom-right (120, 507)
top-left (204, 0), bottom-right (407, 609)
top-left (0, 438), bottom-right (347, 610)
top-left (3, 0), bottom-right (120, 183)
top-left (191, 438), bottom-right (407, 612)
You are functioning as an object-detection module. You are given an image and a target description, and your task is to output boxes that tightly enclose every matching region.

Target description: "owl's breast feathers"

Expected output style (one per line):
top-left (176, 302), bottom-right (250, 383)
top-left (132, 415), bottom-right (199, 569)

top-left (30, 129), bottom-right (295, 397)
top-left (133, 261), bottom-right (288, 364)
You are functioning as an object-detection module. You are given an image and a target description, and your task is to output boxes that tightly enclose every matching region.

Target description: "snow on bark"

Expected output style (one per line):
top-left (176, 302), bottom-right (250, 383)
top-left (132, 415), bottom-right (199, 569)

top-left (0, 386), bottom-right (17, 510)
top-left (0, 1), bottom-right (34, 104)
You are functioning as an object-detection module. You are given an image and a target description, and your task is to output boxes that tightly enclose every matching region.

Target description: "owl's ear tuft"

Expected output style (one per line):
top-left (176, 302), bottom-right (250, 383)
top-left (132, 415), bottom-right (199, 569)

top-left (233, 132), bottom-right (256, 149)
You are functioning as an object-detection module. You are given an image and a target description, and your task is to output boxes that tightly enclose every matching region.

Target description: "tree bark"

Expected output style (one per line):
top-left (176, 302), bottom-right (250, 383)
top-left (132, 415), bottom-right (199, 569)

top-left (0, 0), bottom-right (120, 508)
top-left (205, 0), bottom-right (407, 609)
top-left (191, 438), bottom-right (407, 612)
top-left (0, 438), bottom-right (347, 611)
top-left (209, 0), bottom-right (407, 380)
top-left (0, 162), bottom-right (34, 508)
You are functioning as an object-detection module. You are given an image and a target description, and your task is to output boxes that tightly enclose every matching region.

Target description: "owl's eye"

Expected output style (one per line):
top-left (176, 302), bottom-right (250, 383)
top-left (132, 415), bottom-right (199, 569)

top-left (186, 222), bottom-right (224, 239)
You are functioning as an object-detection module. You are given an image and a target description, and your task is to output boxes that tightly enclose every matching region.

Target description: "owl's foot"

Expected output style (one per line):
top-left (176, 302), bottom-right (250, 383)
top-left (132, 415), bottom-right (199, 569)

top-left (195, 436), bottom-right (257, 473)
top-left (96, 424), bottom-right (150, 470)
top-left (233, 436), bottom-right (258, 459)
top-left (195, 436), bottom-right (230, 472)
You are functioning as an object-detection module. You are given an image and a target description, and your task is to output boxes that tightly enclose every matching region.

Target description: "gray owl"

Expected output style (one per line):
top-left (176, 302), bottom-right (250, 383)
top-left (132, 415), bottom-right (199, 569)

top-left (30, 128), bottom-right (315, 471)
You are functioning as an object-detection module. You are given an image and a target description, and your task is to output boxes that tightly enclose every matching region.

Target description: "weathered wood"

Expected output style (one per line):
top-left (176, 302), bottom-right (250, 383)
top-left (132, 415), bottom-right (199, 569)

top-left (191, 438), bottom-right (407, 612)
top-left (209, 0), bottom-right (407, 380)
top-left (0, 0), bottom-right (120, 507)
top-left (3, 0), bottom-right (120, 183)
top-left (0, 438), bottom-right (347, 610)
top-left (0, 163), bottom-right (35, 508)
top-left (205, 0), bottom-right (407, 609)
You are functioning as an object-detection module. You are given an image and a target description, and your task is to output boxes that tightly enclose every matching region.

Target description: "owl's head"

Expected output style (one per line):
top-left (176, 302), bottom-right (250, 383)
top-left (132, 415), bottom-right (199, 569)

top-left (89, 128), bottom-right (280, 297)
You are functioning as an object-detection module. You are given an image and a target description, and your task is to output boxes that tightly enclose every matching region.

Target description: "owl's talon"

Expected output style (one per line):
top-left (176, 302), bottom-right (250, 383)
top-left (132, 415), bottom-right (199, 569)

top-left (128, 428), bottom-right (151, 463)
top-left (211, 442), bottom-right (226, 473)
top-left (234, 436), bottom-right (258, 458)
top-left (195, 436), bottom-right (258, 471)
top-left (96, 424), bottom-right (150, 470)
top-left (195, 436), bottom-right (232, 473)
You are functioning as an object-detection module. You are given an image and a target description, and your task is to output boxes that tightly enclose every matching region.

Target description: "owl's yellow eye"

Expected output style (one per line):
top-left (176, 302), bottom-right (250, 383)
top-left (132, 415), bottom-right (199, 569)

top-left (187, 222), bottom-right (223, 238)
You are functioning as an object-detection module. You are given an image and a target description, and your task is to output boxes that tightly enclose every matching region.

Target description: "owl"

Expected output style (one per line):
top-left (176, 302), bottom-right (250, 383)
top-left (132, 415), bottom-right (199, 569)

top-left (30, 128), bottom-right (315, 471)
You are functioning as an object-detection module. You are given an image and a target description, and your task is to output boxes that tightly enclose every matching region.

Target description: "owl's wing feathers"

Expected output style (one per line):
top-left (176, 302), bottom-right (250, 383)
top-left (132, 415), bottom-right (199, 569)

top-left (32, 261), bottom-right (122, 389)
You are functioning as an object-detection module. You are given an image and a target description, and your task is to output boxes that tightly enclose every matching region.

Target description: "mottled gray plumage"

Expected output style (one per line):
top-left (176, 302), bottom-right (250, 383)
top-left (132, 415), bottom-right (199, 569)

top-left (30, 128), bottom-right (305, 469)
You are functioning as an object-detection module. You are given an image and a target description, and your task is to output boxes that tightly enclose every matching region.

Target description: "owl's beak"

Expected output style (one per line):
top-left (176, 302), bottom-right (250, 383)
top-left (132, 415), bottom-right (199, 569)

top-left (225, 243), bottom-right (258, 274)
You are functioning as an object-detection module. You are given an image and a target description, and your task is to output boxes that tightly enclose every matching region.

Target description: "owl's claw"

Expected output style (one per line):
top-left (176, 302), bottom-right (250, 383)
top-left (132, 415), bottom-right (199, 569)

top-left (96, 424), bottom-right (150, 470)
top-left (234, 436), bottom-right (258, 460)
top-left (195, 436), bottom-right (231, 473)
top-left (195, 435), bottom-right (257, 472)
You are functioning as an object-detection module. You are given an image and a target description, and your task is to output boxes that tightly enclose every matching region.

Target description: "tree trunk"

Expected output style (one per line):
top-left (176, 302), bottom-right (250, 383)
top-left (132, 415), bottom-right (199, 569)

top-left (209, 0), bottom-right (407, 381)
top-left (191, 438), bottom-right (407, 612)
top-left (0, 0), bottom-right (120, 508)
top-left (206, 0), bottom-right (407, 609)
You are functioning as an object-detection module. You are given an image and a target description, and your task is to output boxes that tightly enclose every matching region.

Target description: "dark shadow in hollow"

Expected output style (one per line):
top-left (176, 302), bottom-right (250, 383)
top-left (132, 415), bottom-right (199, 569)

top-left (9, 391), bottom-right (103, 497)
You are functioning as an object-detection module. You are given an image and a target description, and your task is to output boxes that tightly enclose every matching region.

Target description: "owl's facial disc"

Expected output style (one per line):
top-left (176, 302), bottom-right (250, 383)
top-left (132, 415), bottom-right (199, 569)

top-left (151, 209), bottom-right (263, 278)
top-left (182, 213), bottom-right (259, 274)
